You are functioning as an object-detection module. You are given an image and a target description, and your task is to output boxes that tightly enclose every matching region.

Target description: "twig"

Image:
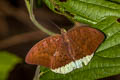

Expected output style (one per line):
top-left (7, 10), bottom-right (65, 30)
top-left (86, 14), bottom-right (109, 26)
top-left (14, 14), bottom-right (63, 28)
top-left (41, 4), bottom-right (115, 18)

top-left (33, 65), bottom-right (50, 80)
top-left (25, 0), bottom-right (56, 36)
top-left (33, 66), bottom-right (41, 80)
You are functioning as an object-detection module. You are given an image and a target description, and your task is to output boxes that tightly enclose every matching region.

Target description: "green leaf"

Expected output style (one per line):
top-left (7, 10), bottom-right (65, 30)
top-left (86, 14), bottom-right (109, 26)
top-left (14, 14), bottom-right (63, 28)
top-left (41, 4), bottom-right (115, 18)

top-left (37, 16), bottom-right (120, 80)
top-left (38, 0), bottom-right (120, 80)
top-left (94, 17), bottom-right (120, 57)
top-left (0, 51), bottom-right (21, 80)
top-left (43, 0), bottom-right (120, 25)
top-left (43, 0), bottom-right (56, 12)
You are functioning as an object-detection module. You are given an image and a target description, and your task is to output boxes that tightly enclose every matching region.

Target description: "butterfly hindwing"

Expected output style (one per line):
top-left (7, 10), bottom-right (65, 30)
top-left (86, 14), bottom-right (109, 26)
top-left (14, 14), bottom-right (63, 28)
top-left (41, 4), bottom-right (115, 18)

top-left (67, 26), bottom-right (105, 61)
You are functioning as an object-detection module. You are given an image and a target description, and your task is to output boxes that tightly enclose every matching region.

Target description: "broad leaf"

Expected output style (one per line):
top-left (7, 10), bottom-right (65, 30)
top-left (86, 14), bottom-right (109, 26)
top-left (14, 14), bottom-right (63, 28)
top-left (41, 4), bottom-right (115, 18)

top-left (95, 17), bottom-right (120, 58)
top-left (43, 0), bottom-right (120, 25)
top-left (38, 16), bottom-right (120, 80)
top-left (34, 0), bottom-right (120, 80)
top-left (0, 51), bottom-right (21, 80)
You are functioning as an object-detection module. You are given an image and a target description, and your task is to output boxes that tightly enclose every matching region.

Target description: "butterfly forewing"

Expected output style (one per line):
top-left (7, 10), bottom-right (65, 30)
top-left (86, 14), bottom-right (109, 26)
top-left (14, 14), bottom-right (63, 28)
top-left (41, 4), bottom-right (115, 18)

top-left (25, 34), bottom-right (61, 68)
top-left (25, 34), bottom-right (73, 69)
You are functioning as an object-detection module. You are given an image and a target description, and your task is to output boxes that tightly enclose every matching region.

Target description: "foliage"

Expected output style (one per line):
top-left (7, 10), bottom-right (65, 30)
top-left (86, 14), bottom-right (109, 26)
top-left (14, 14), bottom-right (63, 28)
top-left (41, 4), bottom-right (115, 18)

top-left (0, 51), bottom-right (21, 80)
top-left (43, 0), bottom-right (120, 25)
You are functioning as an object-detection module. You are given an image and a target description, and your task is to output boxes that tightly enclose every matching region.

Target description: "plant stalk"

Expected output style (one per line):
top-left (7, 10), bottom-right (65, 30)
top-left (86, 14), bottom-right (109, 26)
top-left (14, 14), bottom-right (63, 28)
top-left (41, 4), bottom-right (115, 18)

top-left (25, 0), bottom-right (56, 36)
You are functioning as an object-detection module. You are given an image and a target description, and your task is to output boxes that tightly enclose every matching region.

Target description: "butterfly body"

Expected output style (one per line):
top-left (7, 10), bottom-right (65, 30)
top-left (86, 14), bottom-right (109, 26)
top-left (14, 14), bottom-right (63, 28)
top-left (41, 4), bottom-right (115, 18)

top-left (25, 26), bottom-right (104, 74)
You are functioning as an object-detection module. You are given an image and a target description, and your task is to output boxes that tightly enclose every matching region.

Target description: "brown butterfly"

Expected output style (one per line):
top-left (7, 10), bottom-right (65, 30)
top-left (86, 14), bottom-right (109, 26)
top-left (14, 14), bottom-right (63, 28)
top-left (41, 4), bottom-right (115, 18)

top-left (25, 26), bottom-right (104, 74)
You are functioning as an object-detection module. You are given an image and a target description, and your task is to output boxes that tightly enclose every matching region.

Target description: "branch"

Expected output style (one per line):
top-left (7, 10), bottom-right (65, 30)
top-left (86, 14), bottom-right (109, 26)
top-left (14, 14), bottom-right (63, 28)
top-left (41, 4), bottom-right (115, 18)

top-left (25, 0), bottom-right (56, 35)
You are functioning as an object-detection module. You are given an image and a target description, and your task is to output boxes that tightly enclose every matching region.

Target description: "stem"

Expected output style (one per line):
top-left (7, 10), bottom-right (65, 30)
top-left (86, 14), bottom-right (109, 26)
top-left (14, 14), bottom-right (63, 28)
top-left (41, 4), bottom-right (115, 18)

top-left (33, 66), bottom-right (41, 80)
top-left (33, 66), bottom-right (50, 80)
top-left (24, 0), bottom-right (56, 36)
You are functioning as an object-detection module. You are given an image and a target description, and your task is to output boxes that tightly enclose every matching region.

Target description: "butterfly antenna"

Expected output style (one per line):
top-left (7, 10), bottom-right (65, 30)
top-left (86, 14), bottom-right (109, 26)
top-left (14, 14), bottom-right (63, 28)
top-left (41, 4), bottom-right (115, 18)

top-left (47, 20), bottom-right (61, 30)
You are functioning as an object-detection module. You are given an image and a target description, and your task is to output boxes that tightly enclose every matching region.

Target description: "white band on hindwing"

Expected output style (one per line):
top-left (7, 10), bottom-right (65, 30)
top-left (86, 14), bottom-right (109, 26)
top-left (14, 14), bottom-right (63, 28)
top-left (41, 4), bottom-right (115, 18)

top-left (51, 53), bottom-right (94, 74)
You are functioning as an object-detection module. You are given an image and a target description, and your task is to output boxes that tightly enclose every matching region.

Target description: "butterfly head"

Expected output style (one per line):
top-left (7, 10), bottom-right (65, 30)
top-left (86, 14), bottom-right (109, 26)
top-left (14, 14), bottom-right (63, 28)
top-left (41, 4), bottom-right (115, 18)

top-left (61, 28), bottom-right (67, 34)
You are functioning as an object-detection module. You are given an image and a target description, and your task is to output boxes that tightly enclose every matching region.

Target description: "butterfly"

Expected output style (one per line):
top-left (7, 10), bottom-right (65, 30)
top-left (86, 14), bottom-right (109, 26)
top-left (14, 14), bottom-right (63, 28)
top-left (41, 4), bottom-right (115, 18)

top-left (25, 26), bottom-right (104, 74)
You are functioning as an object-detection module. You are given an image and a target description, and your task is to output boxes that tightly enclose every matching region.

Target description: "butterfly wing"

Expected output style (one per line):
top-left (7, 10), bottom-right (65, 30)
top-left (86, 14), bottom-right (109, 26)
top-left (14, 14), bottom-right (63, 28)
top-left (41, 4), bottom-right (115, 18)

top-left (25, 34), bottom-right (73, 69)
top-left (25, 26), bottom-right (104, 74)
top-left (67, 26), bottom-right (104, 65)
top-left (25, 34), bottom-right (61, 68)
